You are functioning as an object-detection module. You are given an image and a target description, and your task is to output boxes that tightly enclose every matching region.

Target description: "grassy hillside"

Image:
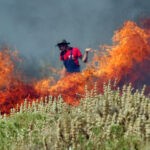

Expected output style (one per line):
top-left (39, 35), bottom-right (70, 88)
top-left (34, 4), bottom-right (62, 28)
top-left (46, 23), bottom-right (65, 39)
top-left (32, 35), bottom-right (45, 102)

top-left (0, 83), bottom-right (150, 150)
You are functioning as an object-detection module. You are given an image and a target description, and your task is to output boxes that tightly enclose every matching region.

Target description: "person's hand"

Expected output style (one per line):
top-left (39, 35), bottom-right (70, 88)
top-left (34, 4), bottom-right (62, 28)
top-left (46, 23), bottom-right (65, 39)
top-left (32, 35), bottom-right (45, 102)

top-left (85, 48), bottom-right (93, 53)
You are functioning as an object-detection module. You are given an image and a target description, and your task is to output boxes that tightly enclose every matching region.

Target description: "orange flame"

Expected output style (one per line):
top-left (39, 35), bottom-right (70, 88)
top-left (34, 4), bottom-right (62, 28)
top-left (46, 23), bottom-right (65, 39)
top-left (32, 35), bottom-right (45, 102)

top-left (94, 21), bottom-right (150, 83)
top-left (0, 20), bottom-right (150, 114)
top-left (0, 49), bottom-right (47, 114)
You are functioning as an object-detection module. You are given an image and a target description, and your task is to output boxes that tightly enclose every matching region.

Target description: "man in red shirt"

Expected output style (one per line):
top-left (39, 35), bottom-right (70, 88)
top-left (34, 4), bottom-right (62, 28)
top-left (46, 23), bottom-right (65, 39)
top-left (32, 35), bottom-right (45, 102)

top-left (56, 39), bottom-right (91, 75)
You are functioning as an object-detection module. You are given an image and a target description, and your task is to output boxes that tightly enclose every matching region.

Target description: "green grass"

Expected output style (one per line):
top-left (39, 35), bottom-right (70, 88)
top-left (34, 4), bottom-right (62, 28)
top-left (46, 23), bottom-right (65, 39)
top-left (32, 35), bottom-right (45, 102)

top-left (0, 84), bottom-right (150, 150)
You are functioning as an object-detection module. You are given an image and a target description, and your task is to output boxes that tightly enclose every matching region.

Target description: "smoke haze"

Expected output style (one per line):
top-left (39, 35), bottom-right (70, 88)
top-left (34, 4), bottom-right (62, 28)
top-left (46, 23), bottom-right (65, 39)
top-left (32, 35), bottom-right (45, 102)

top-left (0, 0), bottom-right (149, 73)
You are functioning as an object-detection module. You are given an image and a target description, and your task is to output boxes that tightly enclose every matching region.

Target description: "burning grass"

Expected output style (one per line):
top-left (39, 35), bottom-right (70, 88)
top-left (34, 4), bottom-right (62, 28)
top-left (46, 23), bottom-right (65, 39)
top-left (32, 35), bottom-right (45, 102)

top-left (0, 20), bottom-right (150, 114)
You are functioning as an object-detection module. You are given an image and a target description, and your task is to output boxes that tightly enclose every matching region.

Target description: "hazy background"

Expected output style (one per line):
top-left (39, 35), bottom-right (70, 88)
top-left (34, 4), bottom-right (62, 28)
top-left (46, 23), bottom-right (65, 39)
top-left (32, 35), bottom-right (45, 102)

top-left (0, 0), bottom-right (149, 78)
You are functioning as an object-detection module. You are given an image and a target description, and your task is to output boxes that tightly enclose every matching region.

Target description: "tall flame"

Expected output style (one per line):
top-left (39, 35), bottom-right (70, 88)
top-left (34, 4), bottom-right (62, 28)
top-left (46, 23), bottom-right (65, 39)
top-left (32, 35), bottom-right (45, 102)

top-left (0, 20), bottom-right (150, 114)
top-left (94, 21), bottom-right (150, 85)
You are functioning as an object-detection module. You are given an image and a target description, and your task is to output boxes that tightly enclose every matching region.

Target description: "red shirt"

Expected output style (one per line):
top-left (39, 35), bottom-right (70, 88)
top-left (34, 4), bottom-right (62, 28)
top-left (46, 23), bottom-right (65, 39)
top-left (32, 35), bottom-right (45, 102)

top-left (60, 47), bottom-right (82, 65)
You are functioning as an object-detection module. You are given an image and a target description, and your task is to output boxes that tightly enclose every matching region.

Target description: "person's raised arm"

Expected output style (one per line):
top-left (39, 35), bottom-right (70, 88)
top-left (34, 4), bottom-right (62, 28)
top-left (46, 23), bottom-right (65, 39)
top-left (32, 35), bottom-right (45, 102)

top-left (82, 48), bottom-right (92, 63)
